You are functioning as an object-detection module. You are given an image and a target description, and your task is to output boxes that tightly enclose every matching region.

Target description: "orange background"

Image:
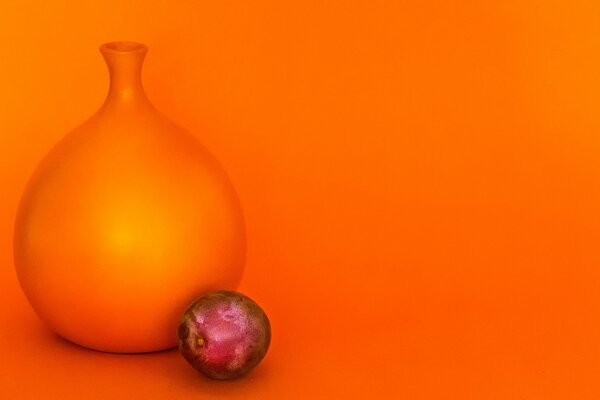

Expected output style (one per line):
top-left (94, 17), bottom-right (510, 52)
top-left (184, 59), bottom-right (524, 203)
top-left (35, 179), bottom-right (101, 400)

top-left (2, 1), bottom-right (600, 398)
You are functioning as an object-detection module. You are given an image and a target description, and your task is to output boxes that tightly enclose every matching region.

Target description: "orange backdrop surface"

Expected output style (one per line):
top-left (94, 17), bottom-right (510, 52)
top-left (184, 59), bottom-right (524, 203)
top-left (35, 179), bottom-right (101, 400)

top-left (2, 1), bottom-right (600, 398)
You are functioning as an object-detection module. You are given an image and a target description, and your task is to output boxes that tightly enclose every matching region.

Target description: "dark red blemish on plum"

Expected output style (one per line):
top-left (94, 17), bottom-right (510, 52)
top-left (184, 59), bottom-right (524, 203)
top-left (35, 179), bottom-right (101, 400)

top-left (177, 323), bottom-right (189, 340)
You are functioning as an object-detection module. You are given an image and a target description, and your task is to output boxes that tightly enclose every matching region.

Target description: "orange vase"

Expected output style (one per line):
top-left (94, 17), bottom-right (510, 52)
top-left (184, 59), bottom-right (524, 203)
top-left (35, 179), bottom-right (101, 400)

top-left (13, 42), bottom-right (246, 353)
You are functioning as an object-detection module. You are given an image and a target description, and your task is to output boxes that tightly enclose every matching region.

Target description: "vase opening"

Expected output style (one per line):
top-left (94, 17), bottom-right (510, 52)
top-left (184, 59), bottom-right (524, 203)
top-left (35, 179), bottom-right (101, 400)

top-left (100, 41), bottom-right (147, 54)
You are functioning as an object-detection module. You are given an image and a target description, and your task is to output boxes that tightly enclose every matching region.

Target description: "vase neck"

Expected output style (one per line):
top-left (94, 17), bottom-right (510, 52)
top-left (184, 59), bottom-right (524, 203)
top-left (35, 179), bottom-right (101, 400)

top-left (100, 42), bottom-right (150, 107)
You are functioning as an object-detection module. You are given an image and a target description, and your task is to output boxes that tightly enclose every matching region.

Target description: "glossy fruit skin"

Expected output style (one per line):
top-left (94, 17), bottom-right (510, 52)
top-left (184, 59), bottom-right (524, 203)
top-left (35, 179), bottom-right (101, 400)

top-left (177, 290), bottom-right (271, 379)
top-left (13, 42), bottom-right (246, 353)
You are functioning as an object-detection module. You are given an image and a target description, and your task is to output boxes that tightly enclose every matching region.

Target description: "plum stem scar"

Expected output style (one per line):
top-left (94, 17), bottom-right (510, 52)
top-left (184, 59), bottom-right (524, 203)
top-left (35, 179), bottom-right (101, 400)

top-left (197, 337), bottom-right (204, 346)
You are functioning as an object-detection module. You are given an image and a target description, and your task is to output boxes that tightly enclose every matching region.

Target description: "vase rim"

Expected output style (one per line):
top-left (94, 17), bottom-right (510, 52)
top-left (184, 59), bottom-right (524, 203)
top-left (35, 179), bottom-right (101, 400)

top-left (100, 41), bottom-right (148, 55)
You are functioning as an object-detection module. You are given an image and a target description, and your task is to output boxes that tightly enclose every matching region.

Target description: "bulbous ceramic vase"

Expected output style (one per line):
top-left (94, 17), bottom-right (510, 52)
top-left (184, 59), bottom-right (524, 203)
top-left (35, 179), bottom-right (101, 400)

top-left (13, 41), bottom-right (246, 353)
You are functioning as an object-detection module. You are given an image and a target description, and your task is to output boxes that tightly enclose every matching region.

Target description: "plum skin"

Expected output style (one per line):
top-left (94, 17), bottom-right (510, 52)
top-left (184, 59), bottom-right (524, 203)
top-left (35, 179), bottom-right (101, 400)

top-left (177, 290), bottom-right (271, 379)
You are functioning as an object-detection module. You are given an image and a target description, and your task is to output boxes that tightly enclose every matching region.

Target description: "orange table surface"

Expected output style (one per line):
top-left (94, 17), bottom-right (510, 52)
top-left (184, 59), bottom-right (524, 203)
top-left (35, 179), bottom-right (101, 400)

top-left (3, 1), bottom-right (600, 398)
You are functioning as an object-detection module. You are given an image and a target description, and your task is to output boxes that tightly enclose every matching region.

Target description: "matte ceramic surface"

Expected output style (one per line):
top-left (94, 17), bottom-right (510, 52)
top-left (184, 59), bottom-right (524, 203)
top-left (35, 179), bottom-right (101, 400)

top-left (13, 42), bottom-right (246, 353)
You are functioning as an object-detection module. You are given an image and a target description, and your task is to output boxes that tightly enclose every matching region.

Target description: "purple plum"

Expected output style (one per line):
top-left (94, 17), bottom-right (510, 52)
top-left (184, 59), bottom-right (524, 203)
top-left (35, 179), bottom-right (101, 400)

top-left (177, 290), bottom-right (271, 379)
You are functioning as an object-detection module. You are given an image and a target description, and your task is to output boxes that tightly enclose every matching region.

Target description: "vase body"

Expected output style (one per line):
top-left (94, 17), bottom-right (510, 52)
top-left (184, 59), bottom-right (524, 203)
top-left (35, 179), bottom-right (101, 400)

top-left (13, 42), bottom-right (246, 353)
